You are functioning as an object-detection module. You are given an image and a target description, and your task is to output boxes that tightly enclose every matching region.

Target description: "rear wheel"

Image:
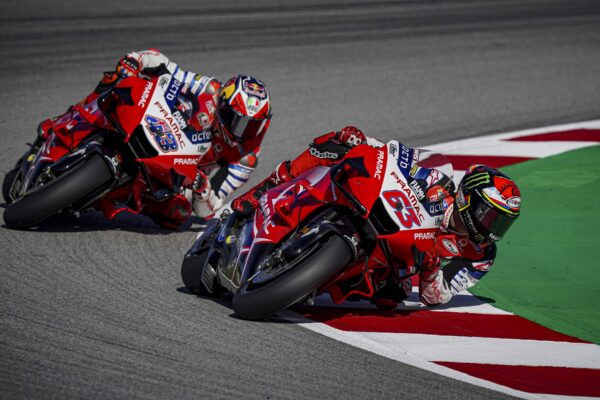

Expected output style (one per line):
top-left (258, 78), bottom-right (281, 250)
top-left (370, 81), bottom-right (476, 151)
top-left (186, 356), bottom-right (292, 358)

top-left (3, 155), bottom-right (113, 229)
top-left (232, 234), bottom-right (353, 320)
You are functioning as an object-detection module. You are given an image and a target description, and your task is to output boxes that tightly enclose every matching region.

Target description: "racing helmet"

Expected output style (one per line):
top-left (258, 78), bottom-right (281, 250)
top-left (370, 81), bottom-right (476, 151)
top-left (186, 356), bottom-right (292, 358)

top-left (215, 75), bottom-right (271, 145)
top-left (455, 165), bottom-right (521, 243)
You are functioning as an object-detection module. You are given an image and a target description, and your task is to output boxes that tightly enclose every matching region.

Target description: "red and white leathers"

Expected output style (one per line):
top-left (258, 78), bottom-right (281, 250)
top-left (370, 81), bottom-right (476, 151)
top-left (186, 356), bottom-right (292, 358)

top-left (41, 49), bottom-right (262, 227)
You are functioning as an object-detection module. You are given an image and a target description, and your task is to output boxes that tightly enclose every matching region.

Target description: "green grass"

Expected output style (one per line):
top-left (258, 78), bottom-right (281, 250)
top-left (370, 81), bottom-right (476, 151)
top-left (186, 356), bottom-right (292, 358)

top-left (469, 145), bottom-right (600, 344)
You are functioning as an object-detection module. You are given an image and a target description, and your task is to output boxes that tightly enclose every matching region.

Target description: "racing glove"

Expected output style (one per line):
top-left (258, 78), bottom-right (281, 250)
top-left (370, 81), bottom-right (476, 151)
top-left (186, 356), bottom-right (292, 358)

top-left (116, 55), bottom-right (142, 78)
top-left (415, 247), bottom-right (452, 306)
top-left (231, 161), bottom-right (293, 217)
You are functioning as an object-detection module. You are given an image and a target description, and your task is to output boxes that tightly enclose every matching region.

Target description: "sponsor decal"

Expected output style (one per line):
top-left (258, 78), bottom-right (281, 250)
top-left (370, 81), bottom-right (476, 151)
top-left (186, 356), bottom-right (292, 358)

top-left (458, 238), bottom-right (469, 248)
top-left (412, 149), bottom-right (420, 163)
top-left (172, 110), bottom-right (188, 130)
top-left (428, 201), bottom-right (444, 215)
top-left (409, 180), bottom-right (426, 200)
top-left (153, 101), bottom-right (186, 148)
top-left (426, 169), bottom-right (441, 186)
top-left (507, 196), bottom-right (521, 209)
top-left (463, 172), bottom-right (491, 189)
top-left (374, 150), bottom-right (385, 179)
top-left (383, 190), bottom-right (423, 229)
top-left (309, 147), bottom-right (339, 159)
top-left (259, 195), bottom-right (276, 234)
top-left (138, 81), bottom-right (154, 108)
top-left (462, 210), bottom-right (485, 243)
top-left (243, 80), bottom-right (267, 99)
top-left (390, 171), bottom-right (425, 222)
top-left (414, 232), bottom-right (436, 240)
top-left (397, 144), bottom-right (413, 175)
top-left (442, 238), bottom-right (460, 255)
top-left (165, 77), bottom-right (182, 108)
top-left (145, 115), bottom-right (178, 152)
top-left (409, 164), bottom-right (419, 178)
top-left (389, 143), bottom-right (398, 157)
top-left (187, 129), bottom-right (212, 144)
top-left (214, 143), bottom-right (222, 154)
top-left (174, 158), bottom-right (198, 165)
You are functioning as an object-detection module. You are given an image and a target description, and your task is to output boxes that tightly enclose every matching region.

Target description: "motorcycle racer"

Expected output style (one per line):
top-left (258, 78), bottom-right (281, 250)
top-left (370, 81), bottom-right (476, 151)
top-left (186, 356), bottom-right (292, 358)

top-left (231, 128), bottom-right (520, 308)
top-left (38, 49), bottom-right (271, 228)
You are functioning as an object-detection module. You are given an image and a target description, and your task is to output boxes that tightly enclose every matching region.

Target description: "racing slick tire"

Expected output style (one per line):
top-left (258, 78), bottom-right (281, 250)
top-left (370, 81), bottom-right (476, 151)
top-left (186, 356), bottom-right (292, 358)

top-left (232, 234), bottom-right (353, 320)
top-left (181, 247), bottom-right (212, 295)
top-left (3, 155), bottom-right (113, 229)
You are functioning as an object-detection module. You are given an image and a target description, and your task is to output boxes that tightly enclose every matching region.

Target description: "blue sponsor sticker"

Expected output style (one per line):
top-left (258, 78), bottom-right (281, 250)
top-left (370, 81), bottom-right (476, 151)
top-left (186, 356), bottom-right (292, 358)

top-left (397, 143), bottom-right (414, 177)
top-left (164, 77), bottom-right (183, 109)
top-left (185, 129), bottom-right (212, 144)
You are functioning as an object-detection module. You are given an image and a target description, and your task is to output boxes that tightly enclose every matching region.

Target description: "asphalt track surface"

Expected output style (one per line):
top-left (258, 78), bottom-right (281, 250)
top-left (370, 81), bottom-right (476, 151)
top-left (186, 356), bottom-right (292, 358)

top-left (1, 1), bottom-right (600, 399)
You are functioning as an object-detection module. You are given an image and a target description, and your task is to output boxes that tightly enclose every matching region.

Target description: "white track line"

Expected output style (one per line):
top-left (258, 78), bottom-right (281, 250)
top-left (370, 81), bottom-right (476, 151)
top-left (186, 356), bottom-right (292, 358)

top-left (281, 310), bottom-right (558, 400)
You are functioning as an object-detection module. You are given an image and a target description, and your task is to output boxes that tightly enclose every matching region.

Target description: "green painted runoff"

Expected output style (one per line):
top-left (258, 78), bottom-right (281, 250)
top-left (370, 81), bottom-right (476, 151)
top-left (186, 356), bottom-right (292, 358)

top-left (469, 144), bottom-right (600, 344)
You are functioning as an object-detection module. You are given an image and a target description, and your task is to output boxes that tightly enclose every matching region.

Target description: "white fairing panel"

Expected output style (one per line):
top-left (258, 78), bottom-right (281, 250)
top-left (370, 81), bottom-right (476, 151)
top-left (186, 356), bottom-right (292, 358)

top-left (141, 75), bottom-right (199, 156)
top-left (379, 141), bottom-right (439, 231)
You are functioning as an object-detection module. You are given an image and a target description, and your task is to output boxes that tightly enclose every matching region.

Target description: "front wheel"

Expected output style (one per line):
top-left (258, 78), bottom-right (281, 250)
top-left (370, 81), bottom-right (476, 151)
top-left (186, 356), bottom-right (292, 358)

top-left (181, 246), bottom-right (213, 295)
top-left (2, 166), bottom-right (21, 204)
top-left (3, 154), bottom-right (113, 229)
top-left (232, 234), bottom-right (353, 320)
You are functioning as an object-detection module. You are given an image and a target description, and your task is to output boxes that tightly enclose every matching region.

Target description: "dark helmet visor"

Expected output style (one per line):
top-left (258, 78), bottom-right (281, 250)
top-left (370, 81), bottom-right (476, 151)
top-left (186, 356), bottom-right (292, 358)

top-left (471, 200), bottom-right (517, 241)
top-left (218, 101), bottom-right (270, 141)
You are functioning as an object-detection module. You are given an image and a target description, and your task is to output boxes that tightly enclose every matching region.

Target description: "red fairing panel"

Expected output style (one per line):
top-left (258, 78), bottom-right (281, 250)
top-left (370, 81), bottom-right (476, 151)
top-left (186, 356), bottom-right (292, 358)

top-left (140, 155), bottom-right (201, 187)
top-left (113, 77), bottom-right (156, 136)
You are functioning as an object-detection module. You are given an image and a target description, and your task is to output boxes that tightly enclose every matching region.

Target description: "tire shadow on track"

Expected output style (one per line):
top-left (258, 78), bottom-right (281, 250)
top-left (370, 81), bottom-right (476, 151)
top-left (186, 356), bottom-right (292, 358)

top-left (176, 287), bottom-right (304, 323)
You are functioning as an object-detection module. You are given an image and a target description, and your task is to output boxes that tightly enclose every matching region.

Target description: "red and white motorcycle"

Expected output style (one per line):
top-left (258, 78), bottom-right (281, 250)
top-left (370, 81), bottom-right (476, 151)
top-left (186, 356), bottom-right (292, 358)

top-left (182, 141), bottom-right (452, 320)
top-left (3, 74), bottom-right (207, 229)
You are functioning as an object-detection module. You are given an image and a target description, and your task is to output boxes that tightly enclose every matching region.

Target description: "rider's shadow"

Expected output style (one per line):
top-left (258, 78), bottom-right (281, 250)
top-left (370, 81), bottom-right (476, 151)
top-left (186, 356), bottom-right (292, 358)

top-left (176, 287), bottom-right (497, 323)
top-left (0, 204), bottom-right (208, 234)
top-left (288, 292), bottom-right (498, 322)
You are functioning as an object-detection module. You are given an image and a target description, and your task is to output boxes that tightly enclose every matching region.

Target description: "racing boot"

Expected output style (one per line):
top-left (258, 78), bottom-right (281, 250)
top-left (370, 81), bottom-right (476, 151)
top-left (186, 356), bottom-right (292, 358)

top-left (370, 277), bottom-right (412, 310)
top-left (145, 193), bottom-right (193, 229)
